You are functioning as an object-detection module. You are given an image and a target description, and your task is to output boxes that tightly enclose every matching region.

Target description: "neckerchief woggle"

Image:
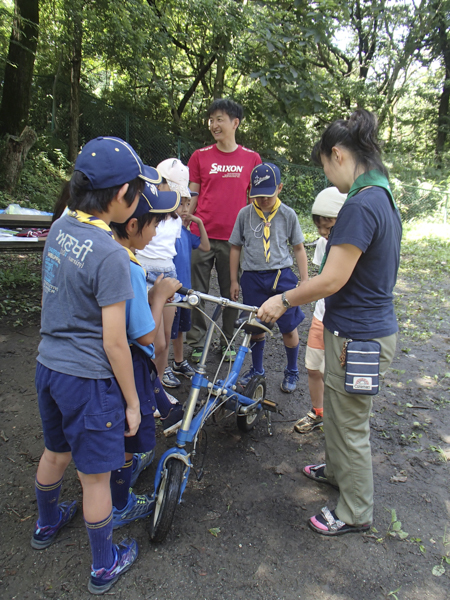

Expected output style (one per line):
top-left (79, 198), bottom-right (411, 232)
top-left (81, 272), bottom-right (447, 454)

top-left (318, 170), bottom-right (398, 274)
top-left (253, 197), bottom-right (281, 263)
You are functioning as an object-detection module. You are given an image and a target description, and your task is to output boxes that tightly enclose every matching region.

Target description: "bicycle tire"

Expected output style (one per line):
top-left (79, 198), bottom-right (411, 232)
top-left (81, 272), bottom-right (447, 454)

top-left (149, 459), bottom-right (184, 543)
top-left (236, 374), bottom-right (266, 432)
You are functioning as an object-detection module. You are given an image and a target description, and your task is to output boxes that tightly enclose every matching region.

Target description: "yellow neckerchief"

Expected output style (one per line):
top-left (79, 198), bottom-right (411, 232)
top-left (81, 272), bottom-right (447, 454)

top-left (252, 197), bottom-right (281, 262)
top-left (68, 209), bottom-right (114, 238)
top-left (124, 246), bottom-right (146, 274)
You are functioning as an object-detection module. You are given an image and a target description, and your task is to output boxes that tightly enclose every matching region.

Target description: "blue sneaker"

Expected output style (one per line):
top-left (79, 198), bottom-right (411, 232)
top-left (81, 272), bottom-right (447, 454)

top-left (88, 537), bottom-right (138, 595)
top-left (239, 367), bottom-right (265, 388)
top-left (281, 368), bottom-right (299, 393)
top-left (31, 500), bottom-right (77, 549)
top-left (130, 450), bottom-right (155, 488)
top-left (112, 491), bottom-right (153, 530)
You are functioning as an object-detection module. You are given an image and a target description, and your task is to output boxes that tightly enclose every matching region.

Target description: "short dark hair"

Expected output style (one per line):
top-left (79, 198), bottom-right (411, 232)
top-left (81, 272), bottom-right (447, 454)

top-left (207, 99), bottom-right (244, 125)
top-left (68, 172), bottom-right (145, 214)
top-left (311, 109), bottom-right (388, 179)
top-left (312, 214), bottom-right (335, 227)
top-left (110, 212), bottom-right (167, 240)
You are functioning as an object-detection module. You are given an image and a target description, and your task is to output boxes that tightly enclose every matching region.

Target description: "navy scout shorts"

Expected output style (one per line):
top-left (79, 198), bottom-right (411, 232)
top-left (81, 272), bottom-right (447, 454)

top-left (125, 346), bottom-right (157, 454)
top-left (170, 306), bottom-right (191, 339)
top-left (240, 268), bottom-right (305, 334)
top-left (35, 362), bottom-right (126, 475)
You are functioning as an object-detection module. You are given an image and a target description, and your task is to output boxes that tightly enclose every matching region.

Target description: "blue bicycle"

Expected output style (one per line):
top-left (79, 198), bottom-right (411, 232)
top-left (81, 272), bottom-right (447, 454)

top-left (148, 286), bottom-right (276, 542)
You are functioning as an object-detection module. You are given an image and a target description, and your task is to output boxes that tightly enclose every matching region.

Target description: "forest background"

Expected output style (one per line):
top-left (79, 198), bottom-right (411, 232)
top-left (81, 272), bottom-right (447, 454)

top-left (0, 0), bottom-right (449, 221)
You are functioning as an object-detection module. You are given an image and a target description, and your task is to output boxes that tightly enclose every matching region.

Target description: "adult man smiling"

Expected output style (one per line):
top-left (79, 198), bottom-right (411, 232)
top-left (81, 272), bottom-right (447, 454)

top-left (187, 99), bottom-right (261, 362)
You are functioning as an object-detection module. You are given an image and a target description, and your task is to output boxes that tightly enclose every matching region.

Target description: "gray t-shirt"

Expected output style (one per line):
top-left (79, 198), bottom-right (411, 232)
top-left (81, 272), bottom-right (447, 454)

top-left (37, 214), bottom-right (134, 379)
top-left (229, 202), bottom-right (304, 271)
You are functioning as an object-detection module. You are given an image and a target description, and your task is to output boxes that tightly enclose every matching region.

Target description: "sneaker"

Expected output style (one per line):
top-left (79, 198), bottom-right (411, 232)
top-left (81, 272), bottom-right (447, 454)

top-left (191, 347), bottom-right (203, 363)
top-left (31, 500), bottom-right (77, 549)
top-left (112, 491), bottom-right (154, 529)
top-left (239, 367), bottom-right (265, 387)
top-left (172, 359), bottom-right (195, 379)
top-left (280, 368), bottom-right (299, 393)
top-left (222, 344), bottom-right (236, 362)
top-left (294, 410), bottom-right (323, 434)
top-left (162, 404), bottom-right (184, 437)
top-left (162, 367), bottom-right (181, 389)
top-left (88, 538), bottom-right (138, 595)
top-left (165, 391), bottom-right (179, 405)
top-left (130, 450), bottom-right (155, 488)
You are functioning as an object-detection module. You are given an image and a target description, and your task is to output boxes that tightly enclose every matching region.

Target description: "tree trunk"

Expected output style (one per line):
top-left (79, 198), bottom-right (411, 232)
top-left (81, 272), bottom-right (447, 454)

top-left (68, 6), bottom-right (83, 162)
top-left (0, 0), bottom-right (39, 137)
top-left (435, 14), bottom-right (450, 162)
top-left (213, 55), bottom-right (226, 99)
top-left (0, 127), bottom-right (38, 191)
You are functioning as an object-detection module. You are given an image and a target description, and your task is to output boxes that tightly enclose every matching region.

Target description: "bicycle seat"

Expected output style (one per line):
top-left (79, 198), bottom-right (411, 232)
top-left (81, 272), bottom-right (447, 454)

top-left (234, 316), bottom-right (274, 335)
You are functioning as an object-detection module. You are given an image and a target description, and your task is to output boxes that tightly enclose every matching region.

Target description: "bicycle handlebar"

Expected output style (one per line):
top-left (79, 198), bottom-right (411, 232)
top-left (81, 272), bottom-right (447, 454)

top-left (178, 286), bottom-right (259, 314)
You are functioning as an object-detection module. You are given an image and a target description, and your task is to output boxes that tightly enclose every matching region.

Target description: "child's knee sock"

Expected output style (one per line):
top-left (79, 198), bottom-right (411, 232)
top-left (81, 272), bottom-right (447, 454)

top-left (285, 344), bottom-right (299, 372)
top-left (110, 458), bottom-right (133, 510)
top-left (251, 338), bottom-right (265, 373)
top-left (35, 477), bottom-right (63, 526)
top-left (154, 378), bottom-right (176, 417)
top-left (85, 512), bottom-right (115, 570)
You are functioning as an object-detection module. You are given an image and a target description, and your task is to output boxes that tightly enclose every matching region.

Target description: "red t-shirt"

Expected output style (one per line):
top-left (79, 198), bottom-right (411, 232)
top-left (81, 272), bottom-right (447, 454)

top-left (188, 144), bottom-right (262, 240)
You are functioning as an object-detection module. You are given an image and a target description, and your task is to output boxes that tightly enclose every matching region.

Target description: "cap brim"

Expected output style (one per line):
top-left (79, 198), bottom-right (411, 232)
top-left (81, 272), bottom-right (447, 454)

top-left (249, 186), bottom-right (277, 198)
top-left (140, 164), bottom-right (163, 184)
top-left (140, 188), bottom-right (181, 213)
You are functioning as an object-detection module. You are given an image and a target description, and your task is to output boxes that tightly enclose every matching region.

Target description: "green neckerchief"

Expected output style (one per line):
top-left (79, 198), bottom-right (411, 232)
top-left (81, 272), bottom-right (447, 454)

top-left (318, 170), bottom-right (398, 274)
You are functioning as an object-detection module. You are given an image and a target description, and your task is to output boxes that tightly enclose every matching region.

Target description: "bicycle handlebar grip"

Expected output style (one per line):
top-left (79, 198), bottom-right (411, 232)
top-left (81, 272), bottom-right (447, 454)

top-left (178, 286), bottom-right (191, 296)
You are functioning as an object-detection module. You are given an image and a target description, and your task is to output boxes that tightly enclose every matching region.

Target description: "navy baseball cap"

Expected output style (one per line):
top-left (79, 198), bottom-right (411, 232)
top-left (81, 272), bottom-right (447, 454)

top-left (249, 163), bottom-right (281, 198)
top-left (132, 182), bottom-right (181, 217)
top-left (143, 164), bottom-right (162, 185)
top-left (74, 137), bottom-right (156, 190)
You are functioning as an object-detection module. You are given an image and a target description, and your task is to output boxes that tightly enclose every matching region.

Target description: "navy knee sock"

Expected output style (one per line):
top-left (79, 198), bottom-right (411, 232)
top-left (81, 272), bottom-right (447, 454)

top-left (35, 477), bottom-right (63, 526)
top-left (110, 459), bottom-right (133, 511)
top-left (251, 338), bottom-right (265, 373)
top-left (285, 344), bottom-right (299, 372)
top-left (85, 511), bottom-right (115, 571)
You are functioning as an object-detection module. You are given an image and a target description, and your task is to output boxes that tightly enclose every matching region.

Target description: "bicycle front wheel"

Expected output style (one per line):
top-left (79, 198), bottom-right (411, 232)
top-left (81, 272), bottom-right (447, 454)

top-left (149, 459), bottom-right (184, 543)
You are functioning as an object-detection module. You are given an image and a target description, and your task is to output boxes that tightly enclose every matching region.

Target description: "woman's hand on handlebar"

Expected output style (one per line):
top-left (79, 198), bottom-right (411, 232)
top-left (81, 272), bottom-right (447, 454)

top-left (257, 294), bottom-right (286, 324)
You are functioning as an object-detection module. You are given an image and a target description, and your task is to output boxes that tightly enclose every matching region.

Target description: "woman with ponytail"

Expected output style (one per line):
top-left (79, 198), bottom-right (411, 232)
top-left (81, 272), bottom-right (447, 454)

top-left (258, 109), bottom-right (402, 536)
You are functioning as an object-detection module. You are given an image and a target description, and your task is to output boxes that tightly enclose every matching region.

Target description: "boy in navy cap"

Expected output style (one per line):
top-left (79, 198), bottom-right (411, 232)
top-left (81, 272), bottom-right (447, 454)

top-left (229, 163), bottom-right (308, 393)
top-left (109, 181), bottom-right (183, 528)
top-left (32, 137), bottom-right (156, 594)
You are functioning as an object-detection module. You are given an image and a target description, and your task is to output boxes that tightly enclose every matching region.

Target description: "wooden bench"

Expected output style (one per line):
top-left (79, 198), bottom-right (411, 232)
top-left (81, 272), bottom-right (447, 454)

top-left (0, 213), bottom-right (52, 251)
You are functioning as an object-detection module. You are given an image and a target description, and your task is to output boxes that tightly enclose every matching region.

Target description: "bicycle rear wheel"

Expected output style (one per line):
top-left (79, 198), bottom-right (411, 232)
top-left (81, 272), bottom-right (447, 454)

top-left (236, 375), bottom-right (266, 432)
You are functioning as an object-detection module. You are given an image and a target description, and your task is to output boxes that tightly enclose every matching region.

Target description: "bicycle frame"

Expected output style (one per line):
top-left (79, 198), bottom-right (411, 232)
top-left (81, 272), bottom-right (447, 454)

top-left (153, 288), bottom-right (273, 504)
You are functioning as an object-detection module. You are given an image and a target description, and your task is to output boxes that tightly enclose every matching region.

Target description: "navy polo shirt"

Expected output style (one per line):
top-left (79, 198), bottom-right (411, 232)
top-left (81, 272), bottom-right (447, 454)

top-left (323, 186), bottom-right (402, 340)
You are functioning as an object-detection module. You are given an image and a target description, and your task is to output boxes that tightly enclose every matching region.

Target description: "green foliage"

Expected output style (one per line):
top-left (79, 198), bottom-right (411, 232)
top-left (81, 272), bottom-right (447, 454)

top-left (0, 136), bottom-right (71, 211)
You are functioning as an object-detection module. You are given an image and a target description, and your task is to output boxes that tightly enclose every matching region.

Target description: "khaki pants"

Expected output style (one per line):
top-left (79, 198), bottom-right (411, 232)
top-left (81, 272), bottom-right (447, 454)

top-left (323, 328), bottom-right (397, 525)
top-left (186, 240), bottom-right (239, 349)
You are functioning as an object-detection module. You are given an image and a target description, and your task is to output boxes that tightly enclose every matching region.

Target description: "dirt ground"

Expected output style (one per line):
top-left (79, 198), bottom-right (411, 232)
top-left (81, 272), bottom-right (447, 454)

top-left (1, 245), bottom-right (449, 600)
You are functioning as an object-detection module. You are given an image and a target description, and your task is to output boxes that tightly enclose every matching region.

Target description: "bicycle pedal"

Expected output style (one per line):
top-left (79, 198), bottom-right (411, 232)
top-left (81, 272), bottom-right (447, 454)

top-left (262, 399), bottom-right (277, 413)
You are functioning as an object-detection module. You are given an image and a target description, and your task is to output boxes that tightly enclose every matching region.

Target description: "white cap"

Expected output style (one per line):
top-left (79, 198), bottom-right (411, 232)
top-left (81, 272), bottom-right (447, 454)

top-left (156, 158), bottom-right (198, 198)
top-left (311, 187), bottom-right (346, 217)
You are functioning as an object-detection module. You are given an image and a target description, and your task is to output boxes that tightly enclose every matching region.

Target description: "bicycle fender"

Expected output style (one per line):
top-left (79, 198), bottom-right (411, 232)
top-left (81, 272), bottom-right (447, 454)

top-left (154, 448), bottom-right (191, 503)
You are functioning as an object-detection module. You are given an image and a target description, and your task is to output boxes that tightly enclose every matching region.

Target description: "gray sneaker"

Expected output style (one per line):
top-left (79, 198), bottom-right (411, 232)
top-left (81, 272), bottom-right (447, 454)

top-left (294, 410), bottom-right (323, 434)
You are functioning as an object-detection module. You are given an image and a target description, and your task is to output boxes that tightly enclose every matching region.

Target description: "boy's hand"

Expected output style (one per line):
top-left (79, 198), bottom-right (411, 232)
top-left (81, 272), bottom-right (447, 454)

top-left (125, 405), bottom-right (141, 437)
top-left (230, 281), bottom-right (240, 301)
top-left (186, 214), bottom-right (202, 225)
top-left (154, 276), bottom-right (182, 301)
